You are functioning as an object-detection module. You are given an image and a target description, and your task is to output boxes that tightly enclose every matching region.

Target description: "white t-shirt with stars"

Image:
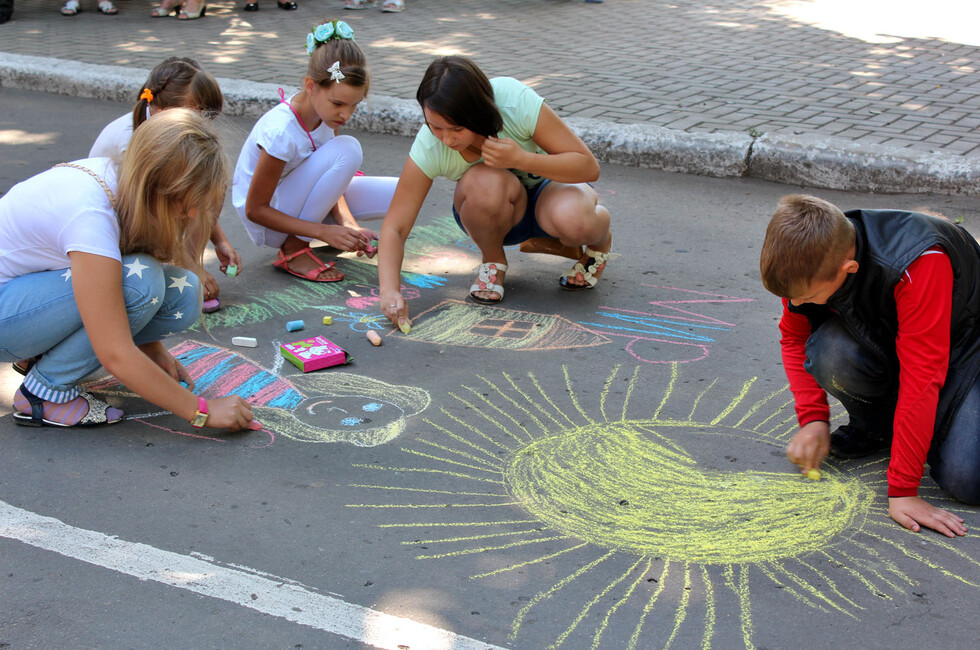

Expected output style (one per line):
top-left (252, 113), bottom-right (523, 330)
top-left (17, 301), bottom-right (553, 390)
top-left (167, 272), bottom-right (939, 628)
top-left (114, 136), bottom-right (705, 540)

top-left (0, 158), bottom-right (121, 288)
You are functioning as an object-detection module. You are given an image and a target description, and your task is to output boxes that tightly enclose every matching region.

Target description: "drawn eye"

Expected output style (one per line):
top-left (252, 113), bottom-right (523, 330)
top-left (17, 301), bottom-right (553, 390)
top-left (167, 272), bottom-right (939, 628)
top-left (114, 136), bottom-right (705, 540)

top-left (341, 417), bottom-right (364, 426)
top-left (363, 402), bottom-right (383, 412)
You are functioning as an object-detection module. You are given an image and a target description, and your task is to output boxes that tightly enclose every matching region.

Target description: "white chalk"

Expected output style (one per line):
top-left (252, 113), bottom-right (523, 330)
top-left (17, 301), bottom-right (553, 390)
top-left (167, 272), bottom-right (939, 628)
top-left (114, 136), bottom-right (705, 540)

top-left (232, 336), bottom-right (258, 348)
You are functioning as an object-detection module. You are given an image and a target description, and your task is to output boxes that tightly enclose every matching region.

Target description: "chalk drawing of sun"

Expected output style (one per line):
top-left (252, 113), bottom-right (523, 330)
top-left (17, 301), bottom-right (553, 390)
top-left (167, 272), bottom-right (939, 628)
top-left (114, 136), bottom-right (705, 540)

top-left (349, 363), bottom-right (980, 649)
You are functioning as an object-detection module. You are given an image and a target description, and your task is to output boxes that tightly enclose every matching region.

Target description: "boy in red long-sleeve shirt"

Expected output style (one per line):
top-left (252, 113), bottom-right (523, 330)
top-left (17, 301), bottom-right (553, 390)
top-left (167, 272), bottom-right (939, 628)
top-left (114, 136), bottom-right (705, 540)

top-left (760, 194), bottom-right (980, 538)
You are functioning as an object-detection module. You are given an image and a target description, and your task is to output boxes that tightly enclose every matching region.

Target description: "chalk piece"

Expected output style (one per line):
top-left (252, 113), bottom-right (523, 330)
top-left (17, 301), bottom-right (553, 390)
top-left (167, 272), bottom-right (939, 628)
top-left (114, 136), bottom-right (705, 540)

top-left (225, 264), bottom-right (239, 277)
top-left (232, 336), bottom-right (258, 348)
top-left (806, 468), bottom-right (822, 481)
top-left (398, 321), bottom-right (412, 334)
top-left (366, 330), bottom-right (382, 346)
top-left (322, 316), bottom-right (333, 325)
top-left (248, 419), bottom-right (263, 430)
top-left (202, 298), bottom-right (221, 313)
top-left (286, 320), bottom-right (305, 332)
top-left (179, 380), bottom-right (188, 388)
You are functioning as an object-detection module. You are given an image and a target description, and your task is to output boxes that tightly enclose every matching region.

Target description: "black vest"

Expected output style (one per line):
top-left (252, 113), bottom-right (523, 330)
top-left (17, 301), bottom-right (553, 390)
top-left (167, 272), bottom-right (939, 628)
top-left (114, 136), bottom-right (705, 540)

top-left (789, 209), bottom-right (980, 442)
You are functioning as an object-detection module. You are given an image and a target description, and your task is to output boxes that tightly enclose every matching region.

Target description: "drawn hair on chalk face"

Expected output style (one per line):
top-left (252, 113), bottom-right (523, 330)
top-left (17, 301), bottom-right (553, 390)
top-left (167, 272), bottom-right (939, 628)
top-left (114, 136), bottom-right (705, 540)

top-left (83, 340), bottom-right (430, 447)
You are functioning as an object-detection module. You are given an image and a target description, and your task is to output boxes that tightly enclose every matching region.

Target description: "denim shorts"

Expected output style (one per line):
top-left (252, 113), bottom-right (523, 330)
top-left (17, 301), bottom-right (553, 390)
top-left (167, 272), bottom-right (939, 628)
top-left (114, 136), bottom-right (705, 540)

top-left (452, 179), bottom-right (552, 246)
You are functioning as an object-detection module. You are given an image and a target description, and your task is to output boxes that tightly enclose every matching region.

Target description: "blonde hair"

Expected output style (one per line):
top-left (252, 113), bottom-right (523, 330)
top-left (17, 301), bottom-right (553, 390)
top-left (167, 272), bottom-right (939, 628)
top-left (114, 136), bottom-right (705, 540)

top-left (116, 108), bottom-right (229, 272)
top-left (760, 194), bottom-right (855, 298)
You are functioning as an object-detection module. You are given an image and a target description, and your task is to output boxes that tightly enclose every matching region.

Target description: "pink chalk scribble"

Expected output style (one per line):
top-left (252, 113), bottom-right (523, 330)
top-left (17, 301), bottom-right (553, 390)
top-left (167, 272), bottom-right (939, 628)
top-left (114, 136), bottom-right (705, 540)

top-left (576, 285), bottom-right (754, 364)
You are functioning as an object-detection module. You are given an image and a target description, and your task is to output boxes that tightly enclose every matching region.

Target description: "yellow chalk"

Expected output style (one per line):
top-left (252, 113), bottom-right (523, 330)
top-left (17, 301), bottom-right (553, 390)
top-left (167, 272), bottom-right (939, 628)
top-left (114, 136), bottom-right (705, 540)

top-left (806, 468), bottom-right (822, 481)
top-left (366, 330), bottom-right (382, 346)
top-left (399, 321), bottom-right (412, 334)
top-left (322, 316), bottom-right (333, 325)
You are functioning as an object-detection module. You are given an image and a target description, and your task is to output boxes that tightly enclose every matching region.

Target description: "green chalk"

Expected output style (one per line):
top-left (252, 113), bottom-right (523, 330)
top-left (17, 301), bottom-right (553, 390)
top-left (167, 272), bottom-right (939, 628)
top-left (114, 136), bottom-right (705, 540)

top-left (323, 316), bottom-right (333, 325)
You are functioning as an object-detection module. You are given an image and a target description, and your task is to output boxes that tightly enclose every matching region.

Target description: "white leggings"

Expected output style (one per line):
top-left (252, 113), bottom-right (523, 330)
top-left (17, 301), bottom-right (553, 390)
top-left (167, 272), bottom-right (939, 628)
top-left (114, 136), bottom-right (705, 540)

top-left (260, 135), bottom-right (398, 249)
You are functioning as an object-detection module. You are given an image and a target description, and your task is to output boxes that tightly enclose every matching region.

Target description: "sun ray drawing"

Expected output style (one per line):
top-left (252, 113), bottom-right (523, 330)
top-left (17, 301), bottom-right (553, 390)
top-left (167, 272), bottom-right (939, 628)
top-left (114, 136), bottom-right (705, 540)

top-left (349, 363), bottom-right (980, 649)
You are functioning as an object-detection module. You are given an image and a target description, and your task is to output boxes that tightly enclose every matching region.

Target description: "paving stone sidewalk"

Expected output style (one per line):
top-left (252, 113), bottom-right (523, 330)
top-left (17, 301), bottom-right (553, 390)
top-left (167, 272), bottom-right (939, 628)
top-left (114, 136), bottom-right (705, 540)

top-left (2, 0), bottom-right (979, 191)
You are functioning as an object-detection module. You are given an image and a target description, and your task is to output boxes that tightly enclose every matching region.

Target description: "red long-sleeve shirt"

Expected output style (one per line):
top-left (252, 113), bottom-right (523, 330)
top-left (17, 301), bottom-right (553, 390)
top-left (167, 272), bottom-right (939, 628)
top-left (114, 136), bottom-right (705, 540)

top-left (779, 248), bottom-right (953, 497)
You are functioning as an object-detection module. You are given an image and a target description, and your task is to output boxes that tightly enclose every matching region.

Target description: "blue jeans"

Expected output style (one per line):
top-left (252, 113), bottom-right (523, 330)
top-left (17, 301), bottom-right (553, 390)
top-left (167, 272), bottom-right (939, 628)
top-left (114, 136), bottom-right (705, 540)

top-left (0, 255), bottom-right (200, 403)
top-left (452, 179), bottom-right (553, 246)
top-left (805, 316), bottom-right (980, 504)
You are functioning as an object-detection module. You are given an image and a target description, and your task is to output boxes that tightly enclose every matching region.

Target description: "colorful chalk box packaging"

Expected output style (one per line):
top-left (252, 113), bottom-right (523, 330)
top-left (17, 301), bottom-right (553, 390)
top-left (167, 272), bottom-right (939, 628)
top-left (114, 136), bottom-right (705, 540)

top-left (280, 336), bottom-right (352, 372)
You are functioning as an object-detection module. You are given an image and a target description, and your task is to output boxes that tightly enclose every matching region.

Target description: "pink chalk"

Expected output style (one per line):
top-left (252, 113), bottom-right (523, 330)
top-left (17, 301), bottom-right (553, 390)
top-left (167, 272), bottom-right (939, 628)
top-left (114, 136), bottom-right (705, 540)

top-left (202, 298), bottom-right (221, 313)
top-left (366, 330), bottom-right (382, 346)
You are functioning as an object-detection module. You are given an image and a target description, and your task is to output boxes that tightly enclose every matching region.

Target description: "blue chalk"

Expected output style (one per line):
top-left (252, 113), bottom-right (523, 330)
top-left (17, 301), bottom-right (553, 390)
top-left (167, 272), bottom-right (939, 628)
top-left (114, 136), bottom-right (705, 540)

top-left (179, 380), bottom-right (188, 388)
top-left (286, 320), bottom-right (305, 332)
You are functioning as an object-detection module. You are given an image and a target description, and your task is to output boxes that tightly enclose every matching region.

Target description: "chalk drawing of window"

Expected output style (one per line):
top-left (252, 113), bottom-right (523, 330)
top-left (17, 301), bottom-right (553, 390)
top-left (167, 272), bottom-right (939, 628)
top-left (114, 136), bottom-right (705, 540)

top-left (469, 319), bottom-right (535, 340)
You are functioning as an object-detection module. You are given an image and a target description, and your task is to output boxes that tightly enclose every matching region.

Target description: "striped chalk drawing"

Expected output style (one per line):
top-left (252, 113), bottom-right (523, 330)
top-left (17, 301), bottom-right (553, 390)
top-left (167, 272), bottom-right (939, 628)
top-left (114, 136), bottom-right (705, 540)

top-left (577, 285), bottom-right (755, 364)
top-left (85, 341), bottom-right (430, 447)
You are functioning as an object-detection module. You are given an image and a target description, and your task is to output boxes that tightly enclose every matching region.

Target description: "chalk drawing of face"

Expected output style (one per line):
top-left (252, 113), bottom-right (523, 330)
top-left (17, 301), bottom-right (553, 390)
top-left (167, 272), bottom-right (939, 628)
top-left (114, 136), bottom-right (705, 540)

top-left (255, 373), bottom-right (429, 446)
top-left (84, 341), bottom-right (429, 447)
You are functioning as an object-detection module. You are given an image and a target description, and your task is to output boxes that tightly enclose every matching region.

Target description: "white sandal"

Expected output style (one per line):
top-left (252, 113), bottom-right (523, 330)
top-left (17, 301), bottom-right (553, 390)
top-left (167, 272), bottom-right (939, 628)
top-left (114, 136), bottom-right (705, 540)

top-left (559, 247), bottom-right (611, 291)
top-left (381, 0), bottom-right (403, 11)
top-left (469, 262), bottom-right (507, 304)
top-left (60, 0), bottom-right (80, 15)
top-left (98, 0), bottom-right (118, 13)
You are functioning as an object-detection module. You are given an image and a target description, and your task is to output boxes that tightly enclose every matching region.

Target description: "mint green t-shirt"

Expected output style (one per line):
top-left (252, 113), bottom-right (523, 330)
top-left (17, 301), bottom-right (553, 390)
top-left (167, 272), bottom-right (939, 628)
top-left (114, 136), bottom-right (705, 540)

top-left (409, 77), bottom-right (547, 189)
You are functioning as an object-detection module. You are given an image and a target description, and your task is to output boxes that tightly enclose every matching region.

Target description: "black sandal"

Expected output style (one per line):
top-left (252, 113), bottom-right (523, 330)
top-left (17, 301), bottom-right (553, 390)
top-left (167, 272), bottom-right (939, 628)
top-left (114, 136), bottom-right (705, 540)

top-left (13, 384), bottom-right (124, 428)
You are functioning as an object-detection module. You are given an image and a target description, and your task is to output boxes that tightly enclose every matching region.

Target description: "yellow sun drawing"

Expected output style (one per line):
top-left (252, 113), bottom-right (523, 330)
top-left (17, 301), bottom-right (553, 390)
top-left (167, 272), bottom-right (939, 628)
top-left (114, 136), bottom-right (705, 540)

top-left (349, 364), bottom-right (980, 649)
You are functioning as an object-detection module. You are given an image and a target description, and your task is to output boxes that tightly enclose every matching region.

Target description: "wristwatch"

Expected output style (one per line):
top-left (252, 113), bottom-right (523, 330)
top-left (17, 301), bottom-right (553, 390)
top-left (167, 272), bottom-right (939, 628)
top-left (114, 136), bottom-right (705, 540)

top-left (190, 396), bottom-right (209, 428)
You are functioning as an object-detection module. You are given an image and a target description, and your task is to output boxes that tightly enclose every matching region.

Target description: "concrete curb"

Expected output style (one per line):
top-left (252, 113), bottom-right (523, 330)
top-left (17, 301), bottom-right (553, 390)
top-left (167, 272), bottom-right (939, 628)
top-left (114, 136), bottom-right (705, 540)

top-left (3, 53), bottom-right (978, 196)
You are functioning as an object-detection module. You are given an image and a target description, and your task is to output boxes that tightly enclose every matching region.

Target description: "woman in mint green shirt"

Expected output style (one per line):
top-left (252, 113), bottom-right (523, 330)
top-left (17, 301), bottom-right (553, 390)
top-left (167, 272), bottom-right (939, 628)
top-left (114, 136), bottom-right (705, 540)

top-left (377, 55), bottom-right (613, 329)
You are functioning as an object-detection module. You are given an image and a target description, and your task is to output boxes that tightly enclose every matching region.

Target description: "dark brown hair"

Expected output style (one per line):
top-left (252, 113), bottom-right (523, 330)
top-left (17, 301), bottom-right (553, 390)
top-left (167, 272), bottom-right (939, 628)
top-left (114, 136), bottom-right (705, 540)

top-left (132, 57), bottom-right (223, 130)
top-left (416, 56), bottom-right (502, 138)
top-left (760, 194), bottom-right (855, 298)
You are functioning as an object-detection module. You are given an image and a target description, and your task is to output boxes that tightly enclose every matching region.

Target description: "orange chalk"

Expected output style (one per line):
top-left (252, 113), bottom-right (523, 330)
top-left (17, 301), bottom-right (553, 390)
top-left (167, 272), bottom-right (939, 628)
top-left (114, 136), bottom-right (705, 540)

top-left (366, 330), bottom-right (382, 346)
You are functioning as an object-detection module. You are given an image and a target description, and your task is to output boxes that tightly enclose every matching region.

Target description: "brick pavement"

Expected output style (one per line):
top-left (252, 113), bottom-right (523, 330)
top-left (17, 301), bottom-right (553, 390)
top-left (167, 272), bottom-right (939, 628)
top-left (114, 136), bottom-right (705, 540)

top-left (1, 0), bottom-right (979, 158)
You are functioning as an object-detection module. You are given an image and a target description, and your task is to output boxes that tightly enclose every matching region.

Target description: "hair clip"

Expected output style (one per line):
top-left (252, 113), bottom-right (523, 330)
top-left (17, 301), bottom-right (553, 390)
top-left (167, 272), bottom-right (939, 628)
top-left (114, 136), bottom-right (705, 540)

top-left (140, 88), bottom-right (154, 102)
top-left (328, 61), bottom-right (346, 83)
top-left (306, 20), bottom-right (356, 55)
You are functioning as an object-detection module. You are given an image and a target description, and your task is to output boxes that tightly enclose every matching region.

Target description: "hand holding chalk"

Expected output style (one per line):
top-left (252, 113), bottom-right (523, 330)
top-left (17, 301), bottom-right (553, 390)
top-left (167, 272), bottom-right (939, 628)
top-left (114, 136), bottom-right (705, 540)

top-left (805, 468), bottom-right (822, 481)
top-left (225, 264), bottom-right (239, 277)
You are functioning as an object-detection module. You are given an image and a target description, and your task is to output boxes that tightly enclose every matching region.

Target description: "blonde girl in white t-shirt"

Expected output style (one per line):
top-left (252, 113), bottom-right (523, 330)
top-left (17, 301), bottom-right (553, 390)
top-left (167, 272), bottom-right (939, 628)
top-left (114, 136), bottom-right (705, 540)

top-left (0, 109), bottom-right (256, 431)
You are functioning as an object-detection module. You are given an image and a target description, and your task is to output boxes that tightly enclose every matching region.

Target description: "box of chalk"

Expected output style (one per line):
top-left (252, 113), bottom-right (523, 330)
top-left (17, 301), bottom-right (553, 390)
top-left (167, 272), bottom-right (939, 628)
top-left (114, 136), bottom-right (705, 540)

top-left (280, 335), bottom-right (352, 372)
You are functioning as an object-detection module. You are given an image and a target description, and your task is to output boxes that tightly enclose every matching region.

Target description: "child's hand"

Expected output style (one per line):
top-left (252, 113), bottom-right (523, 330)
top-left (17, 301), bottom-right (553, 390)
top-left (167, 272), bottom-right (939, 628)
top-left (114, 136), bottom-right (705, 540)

top-left (481, 136), bottom-right (526, 170)
top-left (201, 270), bottom-right (220, 303)
top-left (786, 421), bottom-right (830, 476)
top-left (214, 240), bottom-right (242, 276)
top-left (355, 228), bottom-right (379, 258)
top-left (381, 289), bottom-right (410, 329)
top-left (206, 395), bottom-right (259, 432)
top-left (320, 225), bottom-right (372, 253)
top-left (889, 496), bottom-right (967, 537)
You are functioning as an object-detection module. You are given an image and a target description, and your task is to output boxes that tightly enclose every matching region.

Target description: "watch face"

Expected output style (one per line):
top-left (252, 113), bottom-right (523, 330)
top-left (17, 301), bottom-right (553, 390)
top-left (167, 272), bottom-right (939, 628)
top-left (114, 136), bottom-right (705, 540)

top-left (191, 412), bottom-right (208, 428)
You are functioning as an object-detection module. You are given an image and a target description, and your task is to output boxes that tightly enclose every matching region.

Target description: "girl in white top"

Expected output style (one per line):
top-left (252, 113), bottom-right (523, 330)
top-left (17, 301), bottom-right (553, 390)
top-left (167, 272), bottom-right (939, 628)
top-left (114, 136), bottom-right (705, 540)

top-left (232, 20), bottom-right (396, 283)
top-left (377, 56), bottom-right (613, 330)
top-left (0, 109), bottom-right (255, 431)
top-left (91, 57), bottom-right (241, 311)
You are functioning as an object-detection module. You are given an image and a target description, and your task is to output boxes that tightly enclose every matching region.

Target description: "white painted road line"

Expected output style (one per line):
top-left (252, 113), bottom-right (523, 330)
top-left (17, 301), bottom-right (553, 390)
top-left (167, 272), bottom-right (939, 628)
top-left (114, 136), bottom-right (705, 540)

top-left (0, 500), bottom-right (509, 650)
